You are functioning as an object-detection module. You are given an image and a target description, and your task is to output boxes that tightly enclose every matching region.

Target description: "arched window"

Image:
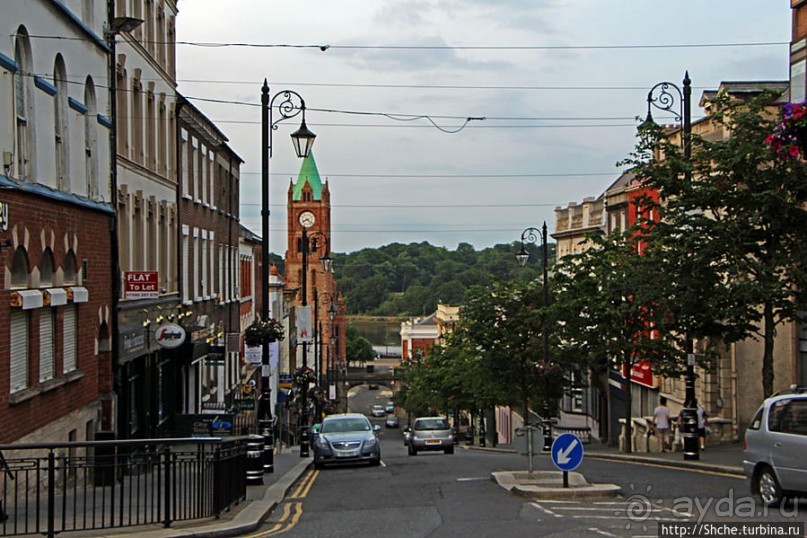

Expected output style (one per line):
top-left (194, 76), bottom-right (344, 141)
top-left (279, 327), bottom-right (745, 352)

top-left (85, 77), bottom-right (98, 198)
top-left (14, 27), bottom-right (35, 180)
top-left (54, 55), bottom-right (69, 191)
top-left (64, 250), bottom-right (78, 285)
top-left (40, 247), bottom-right (54, 287)
top-left (11, 247), bottom-right (29, 289)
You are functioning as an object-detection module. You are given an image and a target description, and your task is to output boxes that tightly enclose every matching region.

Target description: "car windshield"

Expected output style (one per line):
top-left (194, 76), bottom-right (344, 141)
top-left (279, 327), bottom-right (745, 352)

top-left (414, 418), bottom-right (448, 431)
top-left (321, 418), bottom-right (371, 433)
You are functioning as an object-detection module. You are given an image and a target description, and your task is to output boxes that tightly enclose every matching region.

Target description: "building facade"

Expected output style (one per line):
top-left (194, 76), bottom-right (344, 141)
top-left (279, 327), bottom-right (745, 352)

top-left (0, 0), bottom-right (115, 444)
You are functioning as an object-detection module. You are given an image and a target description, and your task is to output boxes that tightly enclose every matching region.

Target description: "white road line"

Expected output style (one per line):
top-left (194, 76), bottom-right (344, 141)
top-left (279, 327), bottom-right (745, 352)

top-left (380, 460), bottom-right (386, 467)
top-left (535, 500), bottom-right (583, 504)
top-left (530, 502), bottom-right (564, 518)
top-left (456, 477), bottom-right (488, 482)
top-left (588, 528), bottom-right (620, 537)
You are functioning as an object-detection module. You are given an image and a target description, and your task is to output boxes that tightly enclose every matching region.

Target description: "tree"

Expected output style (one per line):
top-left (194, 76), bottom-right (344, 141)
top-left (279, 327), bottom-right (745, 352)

top-left (629, 90), bottom-right (807, 397)
top-left (345, 326), bottom-right (375, 366)
top-left (552, 229), bottom-right (677, 452)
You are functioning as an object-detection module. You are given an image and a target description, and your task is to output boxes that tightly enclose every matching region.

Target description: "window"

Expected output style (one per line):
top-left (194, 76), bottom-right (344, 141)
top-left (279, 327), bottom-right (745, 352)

top-left (64, 250), bottom-right (78, 285)
top-left (39, 309), bottom-right (55, 382)
top-left (11, 247), bottom-right (29, 288)
top-left (14, 28), bottom-right (34, 180)
top-left (779, 399), bottom-right (807, 436)
top-left (182, 227), bottom-right (189, 302)
top-left (54, 55), bottom-right (69, 191)
top-left (768, 399), bottom-right (789, 432)
top-left (180, 130), bottom-right (189, 195)
top-left (158, 96), bottom-right (166, 175)
top-left (40, 248), bottom-right (54, 287)
top-left (132, 76), bottom-right (143, 163)
top-left (116, 66), bottom-right (127, 154)
top-left (63, 305), bottom-right (77, 373)
top-left (10, 311), bottom-right (29, 393)
top-left (146, 89), bottom-right (155, 169)
top-left (85, 77), bottom-right (98, 198)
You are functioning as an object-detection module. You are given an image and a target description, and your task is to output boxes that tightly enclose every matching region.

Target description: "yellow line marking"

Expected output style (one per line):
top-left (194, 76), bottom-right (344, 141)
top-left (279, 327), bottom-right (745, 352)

top-left (248, 501), bottom-right (300, 538)
top-left (297, 469), bottom-right (319, 498)
top-left (587, 456), bottom-right (745, 479)
top-left (289, 469), bottom-right (316, 499)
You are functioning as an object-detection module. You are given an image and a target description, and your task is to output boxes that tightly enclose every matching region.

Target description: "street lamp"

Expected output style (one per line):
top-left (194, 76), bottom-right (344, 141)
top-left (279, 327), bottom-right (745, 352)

top-left (642, 73), bottom-right (698, 461)
top-left (516, 222), bottom-right (552, 452)
top-left (297, 226), bottom-right (331, 457)
top-left (260, 80), bottom-right (316, 468)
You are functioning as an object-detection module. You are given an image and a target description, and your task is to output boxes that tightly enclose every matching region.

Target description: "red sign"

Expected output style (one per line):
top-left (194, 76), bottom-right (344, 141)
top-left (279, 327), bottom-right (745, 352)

top-left (626, 360), bottom-right (655, 388)
top-left (125, 271), bottom-right (159, 299)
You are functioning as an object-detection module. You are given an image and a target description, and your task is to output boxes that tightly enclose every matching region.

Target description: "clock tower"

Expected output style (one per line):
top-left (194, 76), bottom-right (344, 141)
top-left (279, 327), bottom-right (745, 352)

top-left (285, 153), bottom-right (346, 410)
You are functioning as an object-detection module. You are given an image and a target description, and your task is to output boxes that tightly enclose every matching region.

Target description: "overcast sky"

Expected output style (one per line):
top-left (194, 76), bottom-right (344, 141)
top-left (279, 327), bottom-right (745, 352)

top-left (175, 1), bottom-right (790, 255)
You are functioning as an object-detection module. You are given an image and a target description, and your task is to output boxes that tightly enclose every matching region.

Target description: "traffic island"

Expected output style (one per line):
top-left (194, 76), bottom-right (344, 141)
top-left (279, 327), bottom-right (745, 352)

top-left (491, 470), bottom-right (621, 500)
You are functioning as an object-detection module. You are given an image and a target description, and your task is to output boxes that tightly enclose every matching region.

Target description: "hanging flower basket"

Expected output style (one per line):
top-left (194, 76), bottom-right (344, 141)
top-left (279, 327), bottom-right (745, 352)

top-left (766, 101), bottom-right (807, 159)
top-left (244, 318), bottom-right (285, 347)
top-left (293, 367), bottom-right (316, 388)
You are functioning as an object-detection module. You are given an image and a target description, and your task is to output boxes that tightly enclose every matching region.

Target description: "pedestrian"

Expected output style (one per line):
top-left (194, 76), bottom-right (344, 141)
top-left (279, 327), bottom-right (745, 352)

top-left (651, 396), bottom-right (671, 452)
top-left (677, 404), bottom-right (709, 450)
top-left (697, 404), bottom-right (709, 450)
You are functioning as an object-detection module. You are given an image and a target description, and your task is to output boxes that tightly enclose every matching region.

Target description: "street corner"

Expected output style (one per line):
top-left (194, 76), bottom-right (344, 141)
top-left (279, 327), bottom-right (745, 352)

top-left (491, 470), bottom-right (622, 500)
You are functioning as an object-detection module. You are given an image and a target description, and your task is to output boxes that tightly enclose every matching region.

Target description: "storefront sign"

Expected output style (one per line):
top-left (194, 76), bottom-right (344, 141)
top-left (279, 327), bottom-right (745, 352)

top-left (154, 323), bottom-right (186, 348)
top-left (124, 271), bottom-right (159, 299)
top-left (245, 346), bottom-right (262, 365)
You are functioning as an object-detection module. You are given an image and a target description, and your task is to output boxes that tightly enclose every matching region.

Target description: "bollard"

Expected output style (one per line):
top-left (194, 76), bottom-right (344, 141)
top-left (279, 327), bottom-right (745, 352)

top-left (259, 419), bottom-right (274, 473)
top-left (246, 435), bottom-right (264, 485)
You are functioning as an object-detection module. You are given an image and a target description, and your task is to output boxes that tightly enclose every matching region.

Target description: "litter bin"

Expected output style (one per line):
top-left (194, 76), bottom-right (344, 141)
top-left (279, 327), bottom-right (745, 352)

top-left (245, 435), bottom-right (264, 486)
top-left (93, 431), bottom-right (116, 486)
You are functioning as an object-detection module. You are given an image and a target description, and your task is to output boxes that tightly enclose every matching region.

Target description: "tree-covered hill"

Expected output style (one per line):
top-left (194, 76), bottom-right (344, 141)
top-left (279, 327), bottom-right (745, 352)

top-left (332, 241), bottom-right (553, 316)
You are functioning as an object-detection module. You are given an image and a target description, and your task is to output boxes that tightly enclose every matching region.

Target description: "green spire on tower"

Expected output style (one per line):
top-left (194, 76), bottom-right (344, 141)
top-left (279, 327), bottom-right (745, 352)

top-left (292, 152), bottom-right (323, 201)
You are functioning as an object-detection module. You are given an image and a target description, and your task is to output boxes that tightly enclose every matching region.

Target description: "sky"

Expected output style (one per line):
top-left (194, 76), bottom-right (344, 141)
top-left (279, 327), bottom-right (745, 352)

top-left (175, 1), bottom-right (790, 255)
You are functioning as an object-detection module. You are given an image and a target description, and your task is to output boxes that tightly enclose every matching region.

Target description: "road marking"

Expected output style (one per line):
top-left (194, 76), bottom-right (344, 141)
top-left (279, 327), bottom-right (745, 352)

top-left (586, 456), bottom-right (745, 479)
top-left (530, 502), bottom-right (563, 518)
top-left (288, 469), bottom-right (319, 499)
top-left (588, 528), bottom-right (619, 537)
top-left (456, 477), bottom-right (488, 482)
top-left (249, 501), bottom-right (300, 537)
top-left (380, 460), bottom-right (386, 467)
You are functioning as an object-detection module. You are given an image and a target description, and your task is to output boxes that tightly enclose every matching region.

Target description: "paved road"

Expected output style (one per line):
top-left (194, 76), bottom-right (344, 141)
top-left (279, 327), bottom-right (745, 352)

top-left (241, 429), bottom-right (805, 538)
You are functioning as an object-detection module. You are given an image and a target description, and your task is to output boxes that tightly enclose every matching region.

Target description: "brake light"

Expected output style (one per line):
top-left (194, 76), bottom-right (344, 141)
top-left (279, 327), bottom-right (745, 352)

top-left (743, 439), bottom-right (746, 450)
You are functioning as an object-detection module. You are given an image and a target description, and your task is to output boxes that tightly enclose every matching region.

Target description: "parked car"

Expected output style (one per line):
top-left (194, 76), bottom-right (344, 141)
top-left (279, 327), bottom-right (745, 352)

top-left (368, 383), bottom-right (379, 390)
top-left (371, 405), bottom-right (385, 417)
top-left (385, 402), bottom-right (394, 414)
top-left (312, 413), bottom-right (382, 469)
top-left (385, 415), bottom-right (399, 428)
top-left (408, 416), bottom-right (454, 455)
top-left (743, 387), bottom-right (807, 506)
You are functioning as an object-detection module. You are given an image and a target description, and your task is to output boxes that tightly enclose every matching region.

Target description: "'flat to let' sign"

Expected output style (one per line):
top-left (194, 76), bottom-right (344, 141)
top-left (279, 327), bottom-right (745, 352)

top-left (125, 271), bottom-right (159, 299)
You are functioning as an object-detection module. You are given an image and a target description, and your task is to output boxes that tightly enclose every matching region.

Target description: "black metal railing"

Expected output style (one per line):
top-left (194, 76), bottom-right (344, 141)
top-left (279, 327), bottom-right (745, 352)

top-left (0, 436), bottom-right (248, 537)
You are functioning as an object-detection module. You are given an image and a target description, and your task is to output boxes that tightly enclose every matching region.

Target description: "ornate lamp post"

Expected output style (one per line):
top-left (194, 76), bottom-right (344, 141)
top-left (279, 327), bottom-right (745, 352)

top-left (642, 73), bottom-right (698, 461)
top-left (297, 224), bottom-right (332, 457)
top-left (260, 81), bottom-right (315, 468)
top-left (516, 222), bottom-right (552, 452)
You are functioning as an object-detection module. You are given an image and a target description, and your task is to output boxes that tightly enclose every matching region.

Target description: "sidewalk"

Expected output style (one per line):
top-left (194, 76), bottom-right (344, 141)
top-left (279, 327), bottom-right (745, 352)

top-left (466, 440), bottom-right (745, 476)
top-left (101, 444), bottom-right (312, 538)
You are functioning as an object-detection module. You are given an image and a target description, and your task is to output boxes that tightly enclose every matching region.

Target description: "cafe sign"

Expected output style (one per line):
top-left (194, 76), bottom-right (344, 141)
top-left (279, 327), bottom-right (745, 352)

top-left (154, 323), bottom-right (186, 349)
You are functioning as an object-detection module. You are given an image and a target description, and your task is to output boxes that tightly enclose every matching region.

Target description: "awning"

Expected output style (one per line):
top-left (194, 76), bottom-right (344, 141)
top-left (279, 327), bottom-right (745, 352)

top-left (44, 288), bottom-right (67, 306)
top-left (67, 286), bottom-right (88, 303)
top-left (10, 290), bottom-right (43, 310)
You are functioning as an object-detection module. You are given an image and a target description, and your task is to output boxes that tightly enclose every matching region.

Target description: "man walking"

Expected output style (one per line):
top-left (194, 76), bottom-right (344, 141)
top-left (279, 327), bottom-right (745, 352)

top-left (651, 397), bottom-right (671, 452)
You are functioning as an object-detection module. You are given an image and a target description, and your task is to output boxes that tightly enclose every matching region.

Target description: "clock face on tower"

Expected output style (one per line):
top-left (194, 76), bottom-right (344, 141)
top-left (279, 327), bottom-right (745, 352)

top-left (298, 211), bottom-right (316, 229)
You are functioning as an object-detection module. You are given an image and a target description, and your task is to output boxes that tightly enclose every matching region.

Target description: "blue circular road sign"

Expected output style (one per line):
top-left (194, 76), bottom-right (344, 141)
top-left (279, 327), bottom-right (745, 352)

top-left (551, 433), bottom-right (584, 471)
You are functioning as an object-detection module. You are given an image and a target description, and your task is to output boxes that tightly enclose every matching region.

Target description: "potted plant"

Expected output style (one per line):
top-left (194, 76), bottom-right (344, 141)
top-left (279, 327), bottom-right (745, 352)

top-left (293, 366), bottom-right (316, 388)
top-left (244, 317), bottom-right (285, 347)
top-left (766, 101), bottom-right (807, 158)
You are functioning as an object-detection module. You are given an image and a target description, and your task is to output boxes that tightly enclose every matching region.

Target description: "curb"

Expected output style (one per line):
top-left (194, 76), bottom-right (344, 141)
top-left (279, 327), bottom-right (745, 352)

top-left (586, 452), bottom-right (745, 476)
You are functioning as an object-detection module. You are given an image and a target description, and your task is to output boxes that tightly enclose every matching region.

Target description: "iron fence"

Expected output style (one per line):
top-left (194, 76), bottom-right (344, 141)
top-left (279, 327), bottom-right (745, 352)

top-left (0, 436), bottom-right (249, 537)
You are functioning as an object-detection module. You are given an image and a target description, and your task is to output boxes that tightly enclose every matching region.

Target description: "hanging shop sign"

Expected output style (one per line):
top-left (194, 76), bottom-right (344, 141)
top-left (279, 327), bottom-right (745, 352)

top-left (154, 323), bottom-right (186, 348)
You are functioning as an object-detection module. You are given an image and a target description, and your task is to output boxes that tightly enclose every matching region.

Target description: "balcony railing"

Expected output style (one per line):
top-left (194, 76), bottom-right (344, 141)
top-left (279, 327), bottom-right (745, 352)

top-left (0, 436), bottom-right (249, 537)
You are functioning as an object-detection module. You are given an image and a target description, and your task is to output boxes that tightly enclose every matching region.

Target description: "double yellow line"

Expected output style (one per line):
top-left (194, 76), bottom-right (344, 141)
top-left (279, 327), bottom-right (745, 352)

top-left (249, 469), bottom-right (320, 537)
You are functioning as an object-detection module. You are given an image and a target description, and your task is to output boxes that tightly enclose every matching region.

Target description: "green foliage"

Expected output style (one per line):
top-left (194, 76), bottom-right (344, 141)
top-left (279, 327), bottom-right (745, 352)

top-left (626, 89), bottom-right (807, 397)
top-left (334, 241), bottom-right (552, 315)
top-left (344, 325), bottom-right (375, 366)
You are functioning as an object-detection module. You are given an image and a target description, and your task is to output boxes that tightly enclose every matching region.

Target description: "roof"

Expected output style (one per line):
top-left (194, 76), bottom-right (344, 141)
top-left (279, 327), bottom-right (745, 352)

top-left (292, 152), bottom-right (324, 201)
top-left (699, 81), bottom-right (789, 107)
top-left (603, 171), bottom-right (636, 196)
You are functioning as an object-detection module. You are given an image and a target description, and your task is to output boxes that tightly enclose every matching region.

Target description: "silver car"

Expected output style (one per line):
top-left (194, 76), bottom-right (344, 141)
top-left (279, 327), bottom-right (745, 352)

top-left (312, 414), bottom-right (381, 469)
top-left (743, 388), bottom-right (807, 506)
top-left (408, 416), bottom-right (454, 455)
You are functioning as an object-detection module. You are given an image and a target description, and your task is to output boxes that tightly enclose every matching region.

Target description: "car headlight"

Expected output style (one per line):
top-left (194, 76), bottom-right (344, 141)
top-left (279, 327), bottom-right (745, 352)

top-left (364, 437), bottom-right (377, 447)
top-left (315, 436), bottom-right (330, 449)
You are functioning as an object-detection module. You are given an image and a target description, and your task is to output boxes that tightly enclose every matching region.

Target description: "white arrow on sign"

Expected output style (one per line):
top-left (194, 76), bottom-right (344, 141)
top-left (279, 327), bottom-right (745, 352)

top-left (556, 438), bottom-right (579, 465)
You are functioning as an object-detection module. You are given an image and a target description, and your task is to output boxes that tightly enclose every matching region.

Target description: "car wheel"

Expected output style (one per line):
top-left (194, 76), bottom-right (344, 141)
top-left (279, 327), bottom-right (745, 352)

top-left (445, 446), bottom-right (454, 455)
top-left (756, 466), bottom-right (783, 507)
top-left (369, 456), bottom-right (381, 467)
